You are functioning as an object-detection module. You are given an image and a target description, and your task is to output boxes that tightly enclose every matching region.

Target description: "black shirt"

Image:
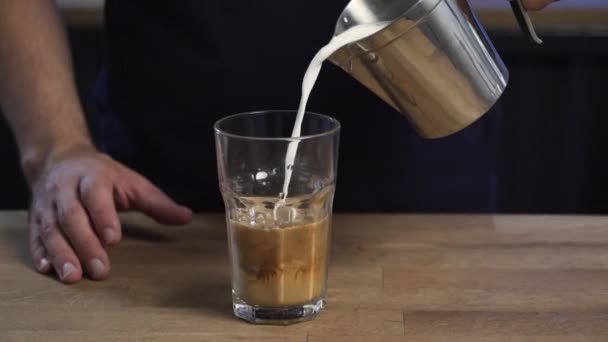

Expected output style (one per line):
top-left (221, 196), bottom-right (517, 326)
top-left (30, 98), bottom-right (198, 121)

top-left (95, 0), bottom-right (498, 212)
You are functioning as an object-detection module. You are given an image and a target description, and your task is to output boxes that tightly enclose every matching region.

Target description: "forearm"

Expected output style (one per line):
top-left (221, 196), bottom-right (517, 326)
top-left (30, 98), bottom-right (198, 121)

top-left (0, 0), bottom-right (93, 183)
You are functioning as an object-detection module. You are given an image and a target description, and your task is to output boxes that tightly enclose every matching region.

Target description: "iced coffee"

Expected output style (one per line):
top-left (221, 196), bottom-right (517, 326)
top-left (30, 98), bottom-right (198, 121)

top-left (214, 111), bottom-right (340, 324)
top-left (224, 188), bottom-right (333, 323)
top-left (230, 217), bottom-right (329, 307)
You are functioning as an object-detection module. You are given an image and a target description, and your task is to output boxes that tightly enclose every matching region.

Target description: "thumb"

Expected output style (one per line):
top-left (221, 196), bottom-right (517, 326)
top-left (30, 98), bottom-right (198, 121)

top-left (129, 179), bottom-right (193, 225)
top-left (521, 0), bottom-right (557, 11)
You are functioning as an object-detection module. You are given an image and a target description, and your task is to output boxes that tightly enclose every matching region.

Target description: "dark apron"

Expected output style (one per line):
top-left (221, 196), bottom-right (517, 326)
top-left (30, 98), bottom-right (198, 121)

top-left (93, 0), bottom-right (499, 212)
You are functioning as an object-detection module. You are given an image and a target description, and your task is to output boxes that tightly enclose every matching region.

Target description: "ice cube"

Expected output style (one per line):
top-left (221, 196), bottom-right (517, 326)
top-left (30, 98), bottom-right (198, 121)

top-left (255, 171), bottom-right (268, 180)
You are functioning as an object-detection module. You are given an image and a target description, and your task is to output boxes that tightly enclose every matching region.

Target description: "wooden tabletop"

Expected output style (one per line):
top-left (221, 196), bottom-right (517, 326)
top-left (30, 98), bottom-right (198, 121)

top-left (2, 211), bottom-right (608, 341)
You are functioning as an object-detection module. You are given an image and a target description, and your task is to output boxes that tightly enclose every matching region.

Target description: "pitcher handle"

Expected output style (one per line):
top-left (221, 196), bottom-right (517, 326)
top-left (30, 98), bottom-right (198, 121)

top-left (509, 0), bottom-right (543, 44)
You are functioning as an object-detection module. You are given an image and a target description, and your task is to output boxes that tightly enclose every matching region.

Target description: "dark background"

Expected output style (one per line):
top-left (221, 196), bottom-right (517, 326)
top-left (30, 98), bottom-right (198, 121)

top-left (1, 26), bottom-right (607, 213)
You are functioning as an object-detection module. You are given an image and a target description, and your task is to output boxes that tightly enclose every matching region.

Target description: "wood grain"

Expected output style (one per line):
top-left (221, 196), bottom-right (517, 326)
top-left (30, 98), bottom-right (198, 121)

top-left (2, 211), bottom-right (608, 341)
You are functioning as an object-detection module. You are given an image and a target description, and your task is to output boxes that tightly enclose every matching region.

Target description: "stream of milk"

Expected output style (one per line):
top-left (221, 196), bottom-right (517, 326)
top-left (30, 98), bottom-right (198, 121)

top-left (274, 21), bottom-right (390, 216)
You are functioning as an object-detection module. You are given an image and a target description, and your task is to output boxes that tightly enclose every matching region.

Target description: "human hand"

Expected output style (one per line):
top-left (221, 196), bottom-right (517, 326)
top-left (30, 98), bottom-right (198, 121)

top-left (522, 0), bottom-right (559, 11)
top-left (28, 146), bottom-right (192, 283)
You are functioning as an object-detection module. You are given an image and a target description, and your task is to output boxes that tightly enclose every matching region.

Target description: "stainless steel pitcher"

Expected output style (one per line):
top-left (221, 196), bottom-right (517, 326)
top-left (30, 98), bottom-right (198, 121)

top-left (330, 0), bottom-right (540, 138)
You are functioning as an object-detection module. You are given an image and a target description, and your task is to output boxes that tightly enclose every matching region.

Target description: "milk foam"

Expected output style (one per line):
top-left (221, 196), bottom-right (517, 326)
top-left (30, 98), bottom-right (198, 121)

top-left (274, 22), bottom-right (390, 215)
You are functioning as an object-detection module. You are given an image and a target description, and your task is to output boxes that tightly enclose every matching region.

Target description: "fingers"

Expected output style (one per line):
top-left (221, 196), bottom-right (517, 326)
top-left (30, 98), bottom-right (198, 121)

top-left (27, 151), bottom-right (192, 287)
top-left (29, 230), bottom-right (51, 274)
top-left (124, 172), bottom-right (192, 225)
top-left (134, 185), bottom-right (193, 225)
top-left (522, 0), bottom-right (557, 11)
top-left (55, 192), bottom-right (111, 281)
top-left (79, 175), bottom-right (121, 245)
top-left (33, 212), bottom-right (83, 283)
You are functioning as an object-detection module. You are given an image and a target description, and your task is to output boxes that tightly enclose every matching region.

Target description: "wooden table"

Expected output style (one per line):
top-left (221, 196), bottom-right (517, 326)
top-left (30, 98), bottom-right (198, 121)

top-left (2, 212), bottom-right (608, 341)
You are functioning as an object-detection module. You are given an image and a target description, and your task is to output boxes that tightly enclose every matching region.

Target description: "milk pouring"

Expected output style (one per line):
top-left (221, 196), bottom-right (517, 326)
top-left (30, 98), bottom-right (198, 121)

top-left (276, 0), bottom-right (538, 205)
top-left (275, 22), bottom-right (390, 213)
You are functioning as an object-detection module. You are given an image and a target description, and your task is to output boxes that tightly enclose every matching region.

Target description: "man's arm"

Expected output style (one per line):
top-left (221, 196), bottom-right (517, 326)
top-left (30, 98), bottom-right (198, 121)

top-left (0, 1), bottom-right (191, 284)
top-left (0, 0), bottom-right (91, 181)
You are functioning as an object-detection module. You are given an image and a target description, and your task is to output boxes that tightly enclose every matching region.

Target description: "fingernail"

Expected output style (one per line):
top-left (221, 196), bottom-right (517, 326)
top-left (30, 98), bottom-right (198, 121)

top-left (89, 258), bottom-right (105, 278)
top-left (37, 257), bottom-right (50, 272)
top-left (103, 228), bottom-right (115, 244)
top-left (60, 262), bottom-right (75, 280)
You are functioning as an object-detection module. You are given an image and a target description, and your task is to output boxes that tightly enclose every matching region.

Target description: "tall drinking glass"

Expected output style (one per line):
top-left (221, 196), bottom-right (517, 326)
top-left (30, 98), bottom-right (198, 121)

top-left (214, 110), bottom-right (340, 325)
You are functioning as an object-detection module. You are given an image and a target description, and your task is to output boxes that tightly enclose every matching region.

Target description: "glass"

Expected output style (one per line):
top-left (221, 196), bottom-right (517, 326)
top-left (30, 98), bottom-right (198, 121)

top-left (214, 110), bottom-right (340, 325)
